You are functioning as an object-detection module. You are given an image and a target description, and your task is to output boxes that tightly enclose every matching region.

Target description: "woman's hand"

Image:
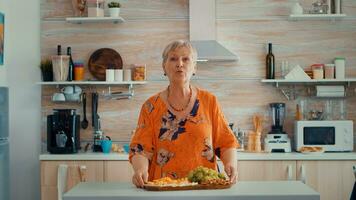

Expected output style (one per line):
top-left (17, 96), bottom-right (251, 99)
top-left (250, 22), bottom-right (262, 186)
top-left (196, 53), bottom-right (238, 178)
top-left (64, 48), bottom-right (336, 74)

top-left (131, 154), bottom-right (150, 188)
top-left (224, 162), bottom-right (238, 184)
top-left (132, 168), bottom-right (148, 188)
top-left (220, 148), bottom-right (238, 184)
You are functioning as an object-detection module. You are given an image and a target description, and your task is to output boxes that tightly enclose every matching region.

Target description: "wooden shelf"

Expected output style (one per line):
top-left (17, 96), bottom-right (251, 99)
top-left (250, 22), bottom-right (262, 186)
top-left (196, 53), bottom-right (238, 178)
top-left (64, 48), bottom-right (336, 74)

top-left (66, 17), bottom-right (125, 24)
top-left (289, 14), bottom-right (346, 21)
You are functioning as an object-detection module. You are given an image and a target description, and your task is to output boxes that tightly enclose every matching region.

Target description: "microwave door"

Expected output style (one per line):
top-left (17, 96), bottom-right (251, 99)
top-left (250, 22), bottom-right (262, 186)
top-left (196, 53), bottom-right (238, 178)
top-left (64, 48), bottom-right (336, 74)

top-left (303, 127), bottom-right (336, 145)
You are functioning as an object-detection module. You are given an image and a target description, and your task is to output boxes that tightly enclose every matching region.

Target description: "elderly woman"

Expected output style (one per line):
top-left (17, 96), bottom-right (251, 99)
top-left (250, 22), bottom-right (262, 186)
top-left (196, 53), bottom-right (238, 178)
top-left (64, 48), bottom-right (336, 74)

top-left (129, 40), bottom-right (239, 188)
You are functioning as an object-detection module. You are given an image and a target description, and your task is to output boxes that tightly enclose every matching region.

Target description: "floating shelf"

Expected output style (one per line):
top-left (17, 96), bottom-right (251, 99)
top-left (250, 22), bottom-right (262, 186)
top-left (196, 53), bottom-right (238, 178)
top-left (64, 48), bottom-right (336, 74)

top-left (38, 81), bottom-right (147, 100)
top-left (289, 14), bottom-right (346, 21)
top-left (261, 78), bottom-right (356, 87)
top-left (66, 17), bottom-right (125, 24)
top-left (37, 81), bottom-right (146, 86)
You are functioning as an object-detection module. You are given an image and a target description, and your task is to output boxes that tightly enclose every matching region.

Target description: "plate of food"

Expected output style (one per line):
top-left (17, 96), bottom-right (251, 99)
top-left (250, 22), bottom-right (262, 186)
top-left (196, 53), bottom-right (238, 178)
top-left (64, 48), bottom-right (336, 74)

top-left (299, 146), bottom-right (325, 154)
top-left (143, 166), bottom-right (232, 191)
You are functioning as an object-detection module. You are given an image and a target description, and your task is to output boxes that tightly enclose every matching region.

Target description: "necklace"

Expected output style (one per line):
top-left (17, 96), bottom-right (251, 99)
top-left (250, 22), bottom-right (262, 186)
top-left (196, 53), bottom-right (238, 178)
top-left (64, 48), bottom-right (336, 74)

top-left (167, 85), bottom-right (192, 112)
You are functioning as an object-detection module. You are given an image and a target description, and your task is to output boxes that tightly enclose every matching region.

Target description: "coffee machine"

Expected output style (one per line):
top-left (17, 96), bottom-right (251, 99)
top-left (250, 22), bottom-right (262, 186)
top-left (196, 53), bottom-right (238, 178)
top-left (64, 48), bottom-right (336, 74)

top-left (264, 103), bottom-right (291, 152)
top-left (47, 109), bottom-right (80, 154)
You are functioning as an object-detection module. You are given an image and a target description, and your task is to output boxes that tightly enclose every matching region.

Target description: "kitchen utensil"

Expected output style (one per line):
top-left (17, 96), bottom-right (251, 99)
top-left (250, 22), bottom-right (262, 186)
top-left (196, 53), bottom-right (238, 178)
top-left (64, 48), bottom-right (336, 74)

top-left (91, 92), bottom-right (99, 128)
top-left (81, 92), bottom-right (88, 129)
top-left (88, 48), bottom-right (123, 81)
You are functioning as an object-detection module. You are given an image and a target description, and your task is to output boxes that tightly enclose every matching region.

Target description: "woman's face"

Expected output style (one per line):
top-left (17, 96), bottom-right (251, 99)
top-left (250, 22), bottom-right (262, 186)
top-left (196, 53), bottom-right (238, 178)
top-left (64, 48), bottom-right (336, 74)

top-left (163, 46), bottom-right (196, 84)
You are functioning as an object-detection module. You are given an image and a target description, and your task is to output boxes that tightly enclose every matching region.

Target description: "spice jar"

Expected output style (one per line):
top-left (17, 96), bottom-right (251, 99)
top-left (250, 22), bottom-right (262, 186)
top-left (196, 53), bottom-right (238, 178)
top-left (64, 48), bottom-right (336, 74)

top-left (74, 62), bottom-right (85, 81)
top-left (324, 64), bottom-right (335, 79)
top-left (133, 64), bottom-right (146, 81)
top-left (311, 64), bottom-right (324, 79)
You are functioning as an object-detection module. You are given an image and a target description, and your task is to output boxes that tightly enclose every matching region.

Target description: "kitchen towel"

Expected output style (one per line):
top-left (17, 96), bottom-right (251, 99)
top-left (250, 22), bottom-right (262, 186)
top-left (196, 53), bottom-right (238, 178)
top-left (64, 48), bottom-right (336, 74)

top-left (57, 164), bottom-right (68, 200)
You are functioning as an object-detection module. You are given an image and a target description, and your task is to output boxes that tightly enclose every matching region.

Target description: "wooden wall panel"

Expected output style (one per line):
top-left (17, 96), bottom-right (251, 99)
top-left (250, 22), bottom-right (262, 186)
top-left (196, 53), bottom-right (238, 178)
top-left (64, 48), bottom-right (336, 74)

top-left (41, 0), bottom-right (356, 151)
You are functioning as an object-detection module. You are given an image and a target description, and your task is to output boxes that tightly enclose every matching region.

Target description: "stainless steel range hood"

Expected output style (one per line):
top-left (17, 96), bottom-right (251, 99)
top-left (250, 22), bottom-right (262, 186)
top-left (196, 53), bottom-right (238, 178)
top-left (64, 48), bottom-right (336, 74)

top-left (189, 0), bottom-right (238, 62)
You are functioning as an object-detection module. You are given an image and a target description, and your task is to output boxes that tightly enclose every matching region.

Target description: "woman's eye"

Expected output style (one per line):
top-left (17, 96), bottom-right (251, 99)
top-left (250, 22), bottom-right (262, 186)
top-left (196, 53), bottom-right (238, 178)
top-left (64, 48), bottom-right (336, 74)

top-left (169, 57), bottom-right (177, 61)
top-left (183, 57), bottom-right (190, 62)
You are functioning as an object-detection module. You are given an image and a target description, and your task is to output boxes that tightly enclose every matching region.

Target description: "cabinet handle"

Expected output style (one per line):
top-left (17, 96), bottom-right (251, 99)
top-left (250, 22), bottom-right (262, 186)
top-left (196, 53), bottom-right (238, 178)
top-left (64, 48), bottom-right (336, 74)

top-left (287, 165), bottom-right (293, 181)
top-left (300, 164), bottom-right (306, 184)
top-left (79, 165), bottom-right (87, 182)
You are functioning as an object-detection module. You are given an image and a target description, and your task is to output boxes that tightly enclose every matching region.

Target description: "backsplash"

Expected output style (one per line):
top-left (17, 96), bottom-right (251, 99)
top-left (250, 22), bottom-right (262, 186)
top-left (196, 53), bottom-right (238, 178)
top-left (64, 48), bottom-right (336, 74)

top-left (40, 0), bottom-right (356, 151)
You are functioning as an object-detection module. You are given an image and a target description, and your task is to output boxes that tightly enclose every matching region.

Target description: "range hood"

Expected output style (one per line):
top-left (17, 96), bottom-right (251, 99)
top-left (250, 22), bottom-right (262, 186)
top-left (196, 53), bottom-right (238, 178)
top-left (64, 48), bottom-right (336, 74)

top-left (189, 0), bottom-right (239, 62)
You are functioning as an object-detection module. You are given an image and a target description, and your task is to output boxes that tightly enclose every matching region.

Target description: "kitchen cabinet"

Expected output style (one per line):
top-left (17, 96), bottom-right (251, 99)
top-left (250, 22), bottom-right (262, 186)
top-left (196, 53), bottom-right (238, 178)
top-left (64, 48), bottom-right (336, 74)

top-left (238, 160), bottom-right (356, 200)
top-left (104, 161), bottom-right (134, 182)
top-left (237, 161), bottom-right (296, 181)
top-left (41, 161), bottom-right (104, 200)
top-left (296, 161), bottom-right (356, 200)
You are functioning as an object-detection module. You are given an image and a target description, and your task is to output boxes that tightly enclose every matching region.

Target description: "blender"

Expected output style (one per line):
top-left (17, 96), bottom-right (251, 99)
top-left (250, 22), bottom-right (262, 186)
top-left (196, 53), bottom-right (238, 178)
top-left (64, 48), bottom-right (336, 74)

top-left (264, 103), bottom-right (291, 152)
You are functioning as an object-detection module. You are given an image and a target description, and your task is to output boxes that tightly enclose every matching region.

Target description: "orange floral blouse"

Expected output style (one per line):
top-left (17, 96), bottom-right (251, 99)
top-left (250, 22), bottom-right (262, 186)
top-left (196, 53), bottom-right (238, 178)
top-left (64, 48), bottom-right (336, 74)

top-left (129, 88), bottom-right (239, 181)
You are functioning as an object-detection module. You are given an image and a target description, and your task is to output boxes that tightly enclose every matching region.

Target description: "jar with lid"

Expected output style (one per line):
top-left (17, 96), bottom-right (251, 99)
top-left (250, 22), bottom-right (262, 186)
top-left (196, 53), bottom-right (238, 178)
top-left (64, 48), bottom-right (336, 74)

top-left (324, 64), bottom-right (335, 79)
top-left (74, 61), bottom-right (85, 81)
top-left (334, 57), bottom-right (345, 79)
top-left (311, 64), bottom-right (324, 79)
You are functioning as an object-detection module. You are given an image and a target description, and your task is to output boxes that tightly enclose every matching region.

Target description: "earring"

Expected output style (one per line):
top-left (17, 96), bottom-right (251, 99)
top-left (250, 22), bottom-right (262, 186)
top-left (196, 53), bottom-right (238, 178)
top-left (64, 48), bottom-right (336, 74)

top-left (164, 73), bottom-right (166, 76)
top-left (193, 73), bottom-right (196, 76)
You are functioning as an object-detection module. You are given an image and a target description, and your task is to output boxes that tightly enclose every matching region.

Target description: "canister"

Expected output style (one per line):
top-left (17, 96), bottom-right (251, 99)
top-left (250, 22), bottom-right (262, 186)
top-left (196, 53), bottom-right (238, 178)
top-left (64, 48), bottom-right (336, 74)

top-left (311, 64), bottom-right (324, 79)
top-left (324, 64), bottom-right (335, 79)
top-left (334, 57), bottom-right (345, 79)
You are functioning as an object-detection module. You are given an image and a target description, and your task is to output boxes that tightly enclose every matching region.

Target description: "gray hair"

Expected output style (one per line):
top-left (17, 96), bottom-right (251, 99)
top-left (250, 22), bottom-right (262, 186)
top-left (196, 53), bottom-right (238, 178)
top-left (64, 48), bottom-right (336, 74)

top-left (162, 40), bottom-right (197, 65)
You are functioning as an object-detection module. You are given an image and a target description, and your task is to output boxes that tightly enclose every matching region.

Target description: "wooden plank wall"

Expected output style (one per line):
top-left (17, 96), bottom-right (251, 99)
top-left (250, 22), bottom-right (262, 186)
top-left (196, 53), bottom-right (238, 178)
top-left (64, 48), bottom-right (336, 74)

top-left (40, 0), bottom-right (356, 150)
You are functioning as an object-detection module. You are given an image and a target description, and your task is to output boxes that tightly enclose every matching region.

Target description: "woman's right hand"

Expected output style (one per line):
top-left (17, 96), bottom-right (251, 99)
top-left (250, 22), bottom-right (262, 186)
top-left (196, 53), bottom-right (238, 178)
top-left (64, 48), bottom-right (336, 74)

top-left (132, 169), bottom-right (148, 188)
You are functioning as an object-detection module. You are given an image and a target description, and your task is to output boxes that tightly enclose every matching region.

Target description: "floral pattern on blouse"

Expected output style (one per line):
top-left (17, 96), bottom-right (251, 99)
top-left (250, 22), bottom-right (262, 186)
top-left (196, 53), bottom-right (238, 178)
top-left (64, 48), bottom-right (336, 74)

top-left (159, 100), bottom-right (200, 141)
top-left (157, 148), bottom-right (174, 167)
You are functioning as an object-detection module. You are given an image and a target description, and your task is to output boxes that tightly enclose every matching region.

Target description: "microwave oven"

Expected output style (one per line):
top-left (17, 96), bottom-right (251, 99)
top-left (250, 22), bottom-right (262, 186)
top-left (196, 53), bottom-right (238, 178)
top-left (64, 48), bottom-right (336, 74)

top-left (294, 120), bottom-right (353, 152)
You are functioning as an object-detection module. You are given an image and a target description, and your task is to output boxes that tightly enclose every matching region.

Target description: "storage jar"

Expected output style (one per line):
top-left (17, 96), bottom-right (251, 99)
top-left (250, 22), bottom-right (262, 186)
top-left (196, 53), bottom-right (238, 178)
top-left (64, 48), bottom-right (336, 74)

top-left (335, 57), bottom-right (345, 79)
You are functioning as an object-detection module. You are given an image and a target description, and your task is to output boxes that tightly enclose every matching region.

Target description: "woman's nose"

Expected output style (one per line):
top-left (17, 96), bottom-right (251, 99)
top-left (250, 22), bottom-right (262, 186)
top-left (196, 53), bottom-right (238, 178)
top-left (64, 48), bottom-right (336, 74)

top-left (176, 59), bottom-right (183, 68)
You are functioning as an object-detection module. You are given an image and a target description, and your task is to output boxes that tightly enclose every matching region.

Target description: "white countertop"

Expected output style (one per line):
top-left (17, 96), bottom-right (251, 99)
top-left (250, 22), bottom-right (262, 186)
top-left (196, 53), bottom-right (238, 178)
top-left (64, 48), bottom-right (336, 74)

top-left (39, 151), bottom-right (356, 161)
top-left (63, 181), bottom-right (319, 200)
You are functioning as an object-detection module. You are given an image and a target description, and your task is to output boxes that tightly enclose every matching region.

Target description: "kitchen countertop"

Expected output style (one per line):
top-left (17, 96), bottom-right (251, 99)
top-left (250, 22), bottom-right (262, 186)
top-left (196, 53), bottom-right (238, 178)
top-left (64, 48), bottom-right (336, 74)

top-left (39, 151), bottom-right (356, 161)
top-left (63, 181), bottom-right (319, 200)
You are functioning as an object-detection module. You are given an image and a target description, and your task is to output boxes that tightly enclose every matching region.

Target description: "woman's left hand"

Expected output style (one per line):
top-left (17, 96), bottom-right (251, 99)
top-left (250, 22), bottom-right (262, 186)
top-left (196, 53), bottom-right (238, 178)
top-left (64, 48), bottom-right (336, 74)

top-left (224, 162), bottom-right (238, 184)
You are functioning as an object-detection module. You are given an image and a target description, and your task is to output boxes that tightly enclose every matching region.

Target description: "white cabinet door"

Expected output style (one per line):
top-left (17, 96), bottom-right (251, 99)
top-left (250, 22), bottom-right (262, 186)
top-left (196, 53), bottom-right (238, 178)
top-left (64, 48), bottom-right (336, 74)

top-left (237, 160), bottom-right (296, 181)
top-left (297, 161), bottom-right (356, 200)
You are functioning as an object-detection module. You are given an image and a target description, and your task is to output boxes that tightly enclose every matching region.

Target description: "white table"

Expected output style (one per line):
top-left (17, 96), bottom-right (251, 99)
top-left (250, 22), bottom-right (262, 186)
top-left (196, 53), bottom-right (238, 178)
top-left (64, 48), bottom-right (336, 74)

top-left (63, 181), bottom-right (320, 200)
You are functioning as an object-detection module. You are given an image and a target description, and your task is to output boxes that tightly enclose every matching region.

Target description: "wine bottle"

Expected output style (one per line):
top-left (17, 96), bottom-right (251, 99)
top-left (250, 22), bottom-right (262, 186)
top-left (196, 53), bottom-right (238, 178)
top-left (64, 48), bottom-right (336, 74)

top-left (67, 47), bottom-right (75, 81)
top-left (57, 45), bottom-right (61, 55)
top-left (266, 43), bottom-right (275, 79)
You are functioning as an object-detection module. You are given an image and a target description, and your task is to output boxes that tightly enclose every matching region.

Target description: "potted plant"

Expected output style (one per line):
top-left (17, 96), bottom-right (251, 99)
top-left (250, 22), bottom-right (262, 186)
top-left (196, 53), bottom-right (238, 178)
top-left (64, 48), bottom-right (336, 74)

top-left (40, 59), bottom-right (53, 82)
top-left (108, 1), bottom-right (121, 17)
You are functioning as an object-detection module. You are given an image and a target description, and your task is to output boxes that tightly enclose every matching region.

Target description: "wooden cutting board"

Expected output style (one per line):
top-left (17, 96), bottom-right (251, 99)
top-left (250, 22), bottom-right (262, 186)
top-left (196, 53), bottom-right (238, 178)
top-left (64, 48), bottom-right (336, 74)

top-left (88, 48), bottom-right (123, 81)
top-left (143, 184), bottom-right (232, 191)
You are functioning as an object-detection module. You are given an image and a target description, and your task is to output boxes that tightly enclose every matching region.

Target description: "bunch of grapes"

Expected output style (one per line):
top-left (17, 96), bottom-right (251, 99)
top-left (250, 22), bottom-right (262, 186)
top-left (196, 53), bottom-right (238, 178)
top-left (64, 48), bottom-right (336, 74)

top-left (187, 166), bottom-right (226, 183)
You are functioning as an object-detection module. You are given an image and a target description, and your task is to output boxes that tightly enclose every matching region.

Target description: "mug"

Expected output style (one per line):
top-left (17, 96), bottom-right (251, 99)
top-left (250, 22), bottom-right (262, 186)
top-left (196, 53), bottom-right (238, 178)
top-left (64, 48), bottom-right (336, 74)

top-left (123, 144), bottom-right (130, 154)
top-left (101, 140), bottom-right (112, 154)
top-left (52, 93), bottom-right (66, 101)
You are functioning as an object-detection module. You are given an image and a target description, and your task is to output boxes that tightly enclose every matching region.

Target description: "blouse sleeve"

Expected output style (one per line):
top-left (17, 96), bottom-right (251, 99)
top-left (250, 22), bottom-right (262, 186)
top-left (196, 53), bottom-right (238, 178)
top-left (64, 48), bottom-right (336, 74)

top-left (129, 100), bottom-right (155, 163)
top-left (211, 95), bottom-right (239, 158)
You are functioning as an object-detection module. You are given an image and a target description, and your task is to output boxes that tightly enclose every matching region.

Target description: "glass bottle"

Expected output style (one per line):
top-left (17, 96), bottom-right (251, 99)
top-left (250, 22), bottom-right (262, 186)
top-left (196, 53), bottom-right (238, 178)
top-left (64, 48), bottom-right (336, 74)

top-left (67, 47), bottom-right (75, 81)
top-left (266, 43), bottom-right (275, 79)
